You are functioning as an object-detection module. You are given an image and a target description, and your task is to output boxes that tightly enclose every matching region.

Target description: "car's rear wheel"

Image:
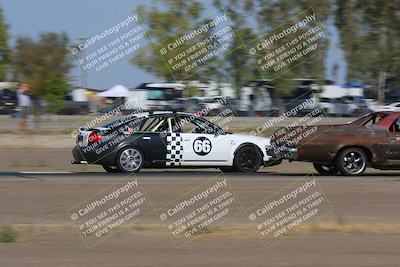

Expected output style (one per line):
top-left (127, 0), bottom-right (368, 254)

top-left (102, 165), bottom-right (121, 173)
top-left (233, 146), bottom-right (262, 173)
top-left (117, 147), bottom-right (144, 173)
top-left (313, 163), bottom-right (338, 175)
top-left (336, 148), bottom-right (367, 176)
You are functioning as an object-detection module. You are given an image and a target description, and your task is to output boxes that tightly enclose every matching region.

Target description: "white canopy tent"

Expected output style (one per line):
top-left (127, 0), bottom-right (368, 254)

top-left (97, 84), bottom-right (130, 98)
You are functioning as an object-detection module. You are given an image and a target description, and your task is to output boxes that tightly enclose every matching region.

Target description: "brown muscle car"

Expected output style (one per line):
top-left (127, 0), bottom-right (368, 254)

top-left (268, 111), bottom-right (400, 176)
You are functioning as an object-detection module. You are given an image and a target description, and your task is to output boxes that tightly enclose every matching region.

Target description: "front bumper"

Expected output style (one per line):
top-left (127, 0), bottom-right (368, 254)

top-left (267, 145), bottom-right (298, 160)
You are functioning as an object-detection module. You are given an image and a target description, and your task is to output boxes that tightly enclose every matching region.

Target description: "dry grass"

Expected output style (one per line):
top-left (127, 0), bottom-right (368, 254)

top-left (10, 223), bottom-right (400, 241)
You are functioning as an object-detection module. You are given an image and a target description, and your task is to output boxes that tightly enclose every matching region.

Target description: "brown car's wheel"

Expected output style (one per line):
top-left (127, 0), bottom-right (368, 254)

top-left (336, 148), bottom-right (367, 176)
top-left (313, 163), bottom-right (338, 175)
top-left (102, 165), bottom-right (121, 173)
top-left (233, 146), bottom-right (262, 173)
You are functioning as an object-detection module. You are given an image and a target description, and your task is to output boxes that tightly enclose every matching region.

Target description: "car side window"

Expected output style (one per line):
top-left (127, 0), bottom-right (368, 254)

top-left (141, 116), bottom-right (170, 133)
top-left (177, 116), bottom-right (200, 133)
top-left (104, 116), bottom-right (146, 133)
top-left (389, 117), bottom-right (400, 133)
top-left (364, 113), bottom-right (386, 126)
top-left (121, 116), bottom-right (146, 133)
top-left (177, 116), bottom-right (216, 134)
top-left (169, 116), bottom-right (180, 133)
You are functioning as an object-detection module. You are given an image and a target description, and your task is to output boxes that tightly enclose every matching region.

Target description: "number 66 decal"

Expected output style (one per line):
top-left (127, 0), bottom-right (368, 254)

top-left (193, 137), bottom-right (212, 155)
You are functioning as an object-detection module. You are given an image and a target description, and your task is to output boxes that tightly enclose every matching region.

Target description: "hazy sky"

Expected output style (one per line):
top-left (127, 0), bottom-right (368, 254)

top-left (1, 0), bottom-right (347, 89)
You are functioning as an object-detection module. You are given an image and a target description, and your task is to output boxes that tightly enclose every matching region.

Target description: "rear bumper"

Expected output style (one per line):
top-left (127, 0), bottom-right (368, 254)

top-left (71, 146), bottom-right (117, 166)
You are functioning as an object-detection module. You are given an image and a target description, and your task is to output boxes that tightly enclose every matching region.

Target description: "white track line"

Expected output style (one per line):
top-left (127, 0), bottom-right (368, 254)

top-left (19, 171), bottom-right (73, 174)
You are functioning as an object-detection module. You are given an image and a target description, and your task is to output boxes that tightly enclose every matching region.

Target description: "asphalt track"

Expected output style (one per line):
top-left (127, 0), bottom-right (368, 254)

top-left (0, 171), bottom-right (399, 266)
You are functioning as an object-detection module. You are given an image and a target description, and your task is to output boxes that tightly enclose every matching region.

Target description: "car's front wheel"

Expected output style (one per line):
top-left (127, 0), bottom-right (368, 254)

top-left (313, 163), bottom-right (338, 175)
top-left (336, 148), bottom-right (367, 176)
top-left (117, 147), bottom-right (144, 173)
top-left (233, 146), bottom-right (262, 173)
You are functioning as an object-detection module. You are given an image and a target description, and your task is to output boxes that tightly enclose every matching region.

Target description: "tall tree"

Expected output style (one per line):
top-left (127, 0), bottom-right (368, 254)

top-left (13, 32), bottom-right (71, 123)
top-left (133, 0), bottom-right (331, 98)
top-left (215, 0), bottom-right (332, 96)
top-left (335, 0), bottom-right (400, 103)
top-left (0, 5), bottom-right (10, 81)
top-left (212, 0), bottom-right (259, 95)
top-left (132, 0), bottom-right (210, 82)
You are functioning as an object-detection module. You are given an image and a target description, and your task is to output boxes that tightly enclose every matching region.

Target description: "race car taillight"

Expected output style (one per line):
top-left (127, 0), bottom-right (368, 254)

top-left (88, 132), bottom-right (102, 143)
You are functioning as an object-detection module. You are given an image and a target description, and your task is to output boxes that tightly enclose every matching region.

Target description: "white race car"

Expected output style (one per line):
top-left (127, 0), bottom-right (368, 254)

top-left (72, 111), bottom-right (274, 173)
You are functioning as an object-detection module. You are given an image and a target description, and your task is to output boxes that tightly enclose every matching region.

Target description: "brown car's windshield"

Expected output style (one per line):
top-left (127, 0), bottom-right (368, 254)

top-left (349, 113), bottom-right (388, 127)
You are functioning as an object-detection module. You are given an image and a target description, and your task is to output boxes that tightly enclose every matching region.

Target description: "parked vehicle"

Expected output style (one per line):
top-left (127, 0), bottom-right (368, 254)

top-left (57, 93), bottom-right (89, 115)
top-left (238, 80), bottom-right (276, 116)
top-left (342, 95), bottom-right (370, 116)
top-left (129, 83), bottom-right (185, 112)
top-left (268, 111), bottom-right (400, 176)
top-left (0, 89), bottom-right (17, 115)
top-left (319, 97), bottom-right (350, 116)
top-left (378, 102), bottom-right (400, 112)
top-left (319, 83), bottom-right (369, 116)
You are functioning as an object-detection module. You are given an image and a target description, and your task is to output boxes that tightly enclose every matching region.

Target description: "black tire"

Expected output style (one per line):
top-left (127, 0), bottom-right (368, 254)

top-left (219, 166), bottom-right (237, 172)
top-left (313, 163), bottom-right (338, 175)
top-left (233, 146), bottom-right (262, 173)
top-left (116, 147), bottom-right (144, 173)
top-left (336, 147), bottom-right (367, 176)
top-left (102, 165), bottom-right (122, 173)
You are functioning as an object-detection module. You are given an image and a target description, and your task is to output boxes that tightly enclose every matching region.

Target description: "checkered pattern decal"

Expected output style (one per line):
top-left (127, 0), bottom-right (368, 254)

top-left (166, 133), bottom-right (183, 166)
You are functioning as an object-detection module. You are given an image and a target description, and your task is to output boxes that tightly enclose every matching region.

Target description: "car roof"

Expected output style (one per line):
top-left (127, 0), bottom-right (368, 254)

top-left (133, 111), bottom-right (196, 118)
top-left (133, 110), bottom-right (400, 118)
top-left (381, 111), bottom-right (400, 115)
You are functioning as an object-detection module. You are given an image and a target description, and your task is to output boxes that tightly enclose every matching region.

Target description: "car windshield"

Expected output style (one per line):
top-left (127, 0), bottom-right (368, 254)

top-left (350, 112), bottom-right (388, 126)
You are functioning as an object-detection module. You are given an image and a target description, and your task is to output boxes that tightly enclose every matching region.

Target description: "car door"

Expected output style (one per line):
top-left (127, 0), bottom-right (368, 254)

top-left (387, 117), bottom-right (400, 160)
top-left (176, 115), bottom-right (230, 166)
top-left (137, 115), bottom-right (170, 162)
